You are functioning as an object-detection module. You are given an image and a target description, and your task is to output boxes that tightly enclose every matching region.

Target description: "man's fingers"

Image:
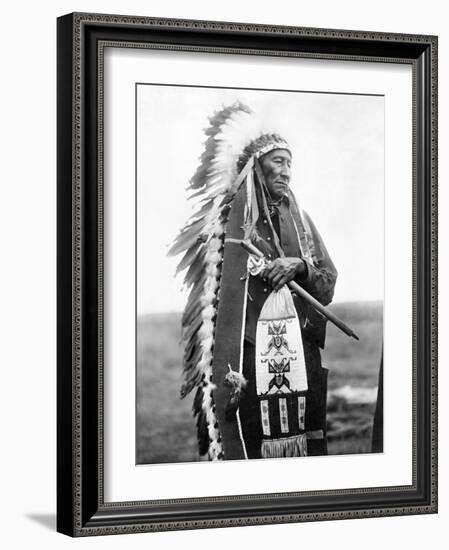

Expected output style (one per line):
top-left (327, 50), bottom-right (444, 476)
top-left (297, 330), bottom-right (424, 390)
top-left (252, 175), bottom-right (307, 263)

top-left (265, 264), bottom-right (280, 281)
top-left (271, 272), bottom-right (290, 291)
top-left (264, 261), bottom-right (277, 275)
top-left (274, 277), bottom-right (288, 291)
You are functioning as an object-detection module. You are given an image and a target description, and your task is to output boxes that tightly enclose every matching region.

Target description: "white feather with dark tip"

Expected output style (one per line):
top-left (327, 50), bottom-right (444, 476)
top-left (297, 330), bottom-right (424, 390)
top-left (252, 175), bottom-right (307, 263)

top-left (169, 102), bottom-right (284, 459)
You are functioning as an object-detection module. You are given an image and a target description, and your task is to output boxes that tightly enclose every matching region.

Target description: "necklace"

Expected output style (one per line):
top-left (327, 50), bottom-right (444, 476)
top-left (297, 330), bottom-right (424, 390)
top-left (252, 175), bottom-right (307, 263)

top-left (267, 197), bottom-right (284, 217)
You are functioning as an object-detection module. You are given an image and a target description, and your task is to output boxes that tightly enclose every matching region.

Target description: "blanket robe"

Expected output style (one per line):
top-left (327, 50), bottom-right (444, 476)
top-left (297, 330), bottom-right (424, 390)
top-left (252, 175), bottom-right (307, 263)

top-left (211, 183), bottom-right (337, 459)
top-left (240, 196), bottom-right (337, 458)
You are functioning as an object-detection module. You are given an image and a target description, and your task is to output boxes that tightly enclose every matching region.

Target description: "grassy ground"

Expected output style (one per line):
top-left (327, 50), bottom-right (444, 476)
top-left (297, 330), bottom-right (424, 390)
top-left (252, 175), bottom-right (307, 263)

top-left (136, 301), bottom-right (383, 463)
top-left (324, 301), bottom-right (382, 454)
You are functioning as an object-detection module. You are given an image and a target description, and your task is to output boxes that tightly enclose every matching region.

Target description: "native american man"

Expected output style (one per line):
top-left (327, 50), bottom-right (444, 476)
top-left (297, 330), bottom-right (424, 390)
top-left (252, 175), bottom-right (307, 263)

top-left (169, 103), bottom-right (337, 460)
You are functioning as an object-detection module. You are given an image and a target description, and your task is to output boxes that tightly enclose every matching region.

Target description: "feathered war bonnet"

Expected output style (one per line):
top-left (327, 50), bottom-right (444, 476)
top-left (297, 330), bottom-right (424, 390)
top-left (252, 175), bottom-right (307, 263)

top-left (169, 102), bottom-right (292, 460)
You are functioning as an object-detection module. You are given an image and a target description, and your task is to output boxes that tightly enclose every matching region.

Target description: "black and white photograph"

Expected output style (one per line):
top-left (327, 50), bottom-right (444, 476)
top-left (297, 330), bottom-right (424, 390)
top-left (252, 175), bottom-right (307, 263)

top-left (136, 85), bottom-right (384, 464)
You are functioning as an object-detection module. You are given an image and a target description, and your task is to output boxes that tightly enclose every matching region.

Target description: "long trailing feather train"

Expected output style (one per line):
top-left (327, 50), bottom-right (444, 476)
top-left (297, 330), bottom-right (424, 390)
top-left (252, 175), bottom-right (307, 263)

top-left (168, 102), bottom-right (293, 459)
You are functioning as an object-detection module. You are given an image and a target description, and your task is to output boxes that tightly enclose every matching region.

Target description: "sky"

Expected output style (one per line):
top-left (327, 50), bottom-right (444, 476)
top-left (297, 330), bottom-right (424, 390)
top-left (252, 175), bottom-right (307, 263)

top-left (136, 85), bottom-right (384, 314)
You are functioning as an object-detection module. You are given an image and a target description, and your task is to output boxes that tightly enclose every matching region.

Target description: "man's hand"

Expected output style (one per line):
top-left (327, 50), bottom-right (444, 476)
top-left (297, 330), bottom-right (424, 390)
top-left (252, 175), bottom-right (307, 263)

top-left (262, 257), bottom-right (306, 291)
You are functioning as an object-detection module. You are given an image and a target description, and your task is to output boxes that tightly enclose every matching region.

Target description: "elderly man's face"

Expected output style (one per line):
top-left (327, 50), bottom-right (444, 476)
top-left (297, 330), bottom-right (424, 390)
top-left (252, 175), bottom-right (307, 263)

top-left (259, 149), bottom-right (292, 200)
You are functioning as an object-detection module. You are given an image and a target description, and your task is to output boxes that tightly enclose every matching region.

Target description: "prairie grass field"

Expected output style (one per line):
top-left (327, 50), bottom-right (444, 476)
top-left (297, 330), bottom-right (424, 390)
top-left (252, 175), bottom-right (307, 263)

top-left (136, 301), bottom-right (383, 464)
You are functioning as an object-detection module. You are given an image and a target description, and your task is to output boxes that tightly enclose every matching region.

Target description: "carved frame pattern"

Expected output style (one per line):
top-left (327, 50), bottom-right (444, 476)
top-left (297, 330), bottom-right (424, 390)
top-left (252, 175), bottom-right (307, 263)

top-left (57, 12), bottom-right (437, 536)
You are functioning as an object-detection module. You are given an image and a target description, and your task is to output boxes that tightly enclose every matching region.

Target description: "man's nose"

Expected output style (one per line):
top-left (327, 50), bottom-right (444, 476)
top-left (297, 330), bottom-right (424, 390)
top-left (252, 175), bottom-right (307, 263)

top-left (280, 163), bottom-right (291, 178)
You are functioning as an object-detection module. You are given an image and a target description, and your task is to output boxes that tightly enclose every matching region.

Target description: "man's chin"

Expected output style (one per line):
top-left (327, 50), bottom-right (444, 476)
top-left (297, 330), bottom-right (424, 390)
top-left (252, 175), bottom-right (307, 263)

top-left (272, 188), bottom-right (287, 200)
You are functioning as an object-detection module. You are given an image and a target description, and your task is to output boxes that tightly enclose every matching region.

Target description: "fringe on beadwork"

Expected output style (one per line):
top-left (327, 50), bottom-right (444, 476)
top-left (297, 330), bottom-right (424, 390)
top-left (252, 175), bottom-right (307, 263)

top-left (261, 434), bottom-right (308, 458)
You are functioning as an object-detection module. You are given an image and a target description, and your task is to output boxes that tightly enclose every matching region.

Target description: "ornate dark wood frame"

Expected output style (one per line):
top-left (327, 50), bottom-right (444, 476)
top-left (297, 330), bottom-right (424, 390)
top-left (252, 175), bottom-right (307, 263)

top-left (57, 12), bottom-right (438, 537)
